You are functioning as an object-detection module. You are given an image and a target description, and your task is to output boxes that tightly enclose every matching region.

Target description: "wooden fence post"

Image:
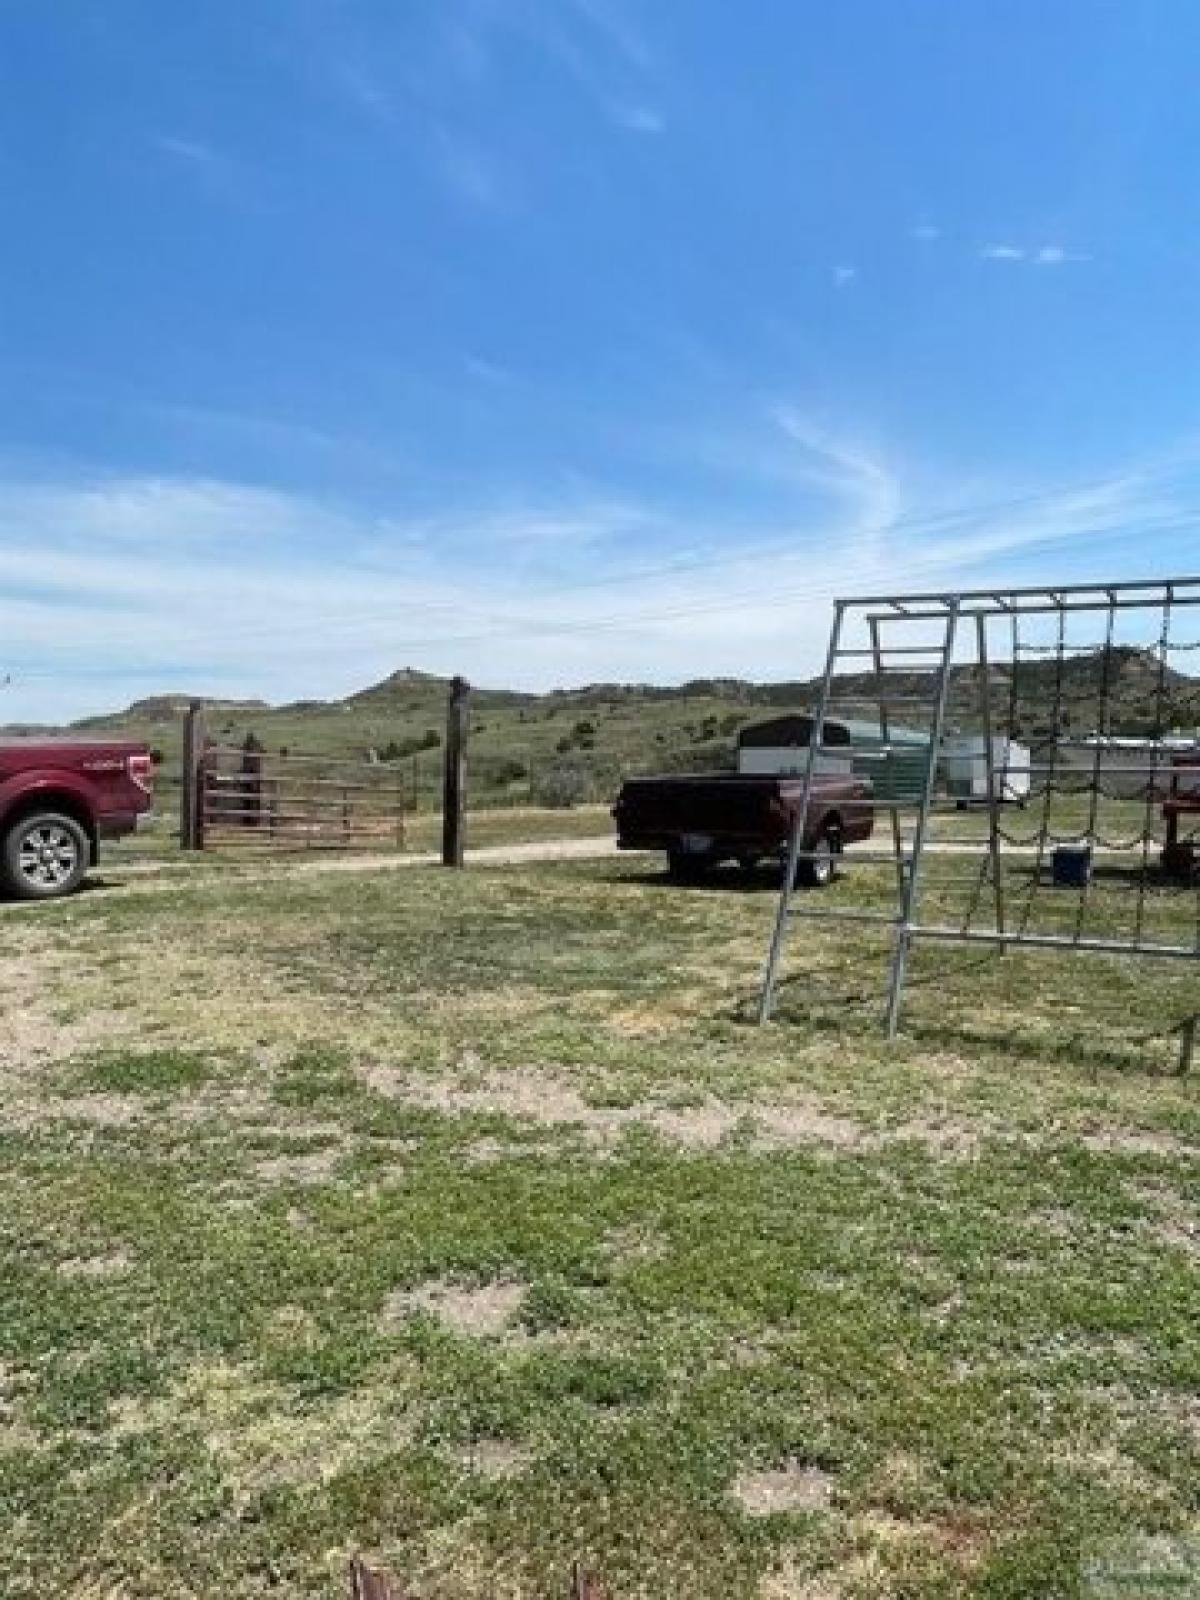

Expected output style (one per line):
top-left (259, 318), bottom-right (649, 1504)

top-left (442, 676), bottom-right (470, 868)
top-left (1179, 1015), bottom-right (1197, 1077)
top-left (180, 700), bottom-right (206, 851)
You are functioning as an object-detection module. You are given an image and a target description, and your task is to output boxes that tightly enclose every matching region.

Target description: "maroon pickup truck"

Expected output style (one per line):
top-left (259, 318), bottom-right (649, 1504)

top-left (0, 738), bottom-right (155, 900)
top-left (613, 773), bottom-right (874, 886)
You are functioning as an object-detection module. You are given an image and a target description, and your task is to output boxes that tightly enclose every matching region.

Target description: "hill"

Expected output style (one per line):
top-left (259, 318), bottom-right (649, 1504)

top-left (73, 694), bottom-right (271, 730)
top-left (6, 647), bottom-right (1196, 807)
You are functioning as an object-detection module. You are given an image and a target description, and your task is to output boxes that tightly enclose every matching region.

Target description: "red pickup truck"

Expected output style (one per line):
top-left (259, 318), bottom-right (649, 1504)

top-left (613, 772), bottom-right (874, 885)
top-left (0, 738), bottom-right (155, 900)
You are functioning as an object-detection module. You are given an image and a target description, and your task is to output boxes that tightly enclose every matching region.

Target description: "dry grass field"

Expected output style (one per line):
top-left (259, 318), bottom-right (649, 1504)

top-left (0, 844), bottom-right (1197, 1598)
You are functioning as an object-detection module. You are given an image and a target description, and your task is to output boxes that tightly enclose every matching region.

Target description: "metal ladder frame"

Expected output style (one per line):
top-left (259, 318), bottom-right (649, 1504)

top-left (756, 601), bottom-right (847, 1023)
top-left (757, 597), bottom-right (962, 1036)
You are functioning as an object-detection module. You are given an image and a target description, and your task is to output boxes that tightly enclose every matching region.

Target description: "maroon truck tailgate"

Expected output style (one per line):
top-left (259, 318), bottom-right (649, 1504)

top-left (616, 776), bottom-right (791, 841)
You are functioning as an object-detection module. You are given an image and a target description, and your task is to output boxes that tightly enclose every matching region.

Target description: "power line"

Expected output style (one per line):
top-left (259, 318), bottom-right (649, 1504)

top-left (5, 486), bottom-right (1200, 687)
top-left (10, 508), bottom-right (1200, 690)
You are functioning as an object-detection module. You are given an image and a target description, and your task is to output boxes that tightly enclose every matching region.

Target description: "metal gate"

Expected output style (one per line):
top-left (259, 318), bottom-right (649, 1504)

top-left (195, 739), bottom-right (408, 852)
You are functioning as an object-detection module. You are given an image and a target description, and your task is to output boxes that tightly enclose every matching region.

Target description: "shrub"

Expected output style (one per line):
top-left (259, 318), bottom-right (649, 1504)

top-left (490, 757), bottom-right (529, 786)
top-left (378, 730), bottom-right (444, 763)
top-left (533, 763), bottom-right (590, 809)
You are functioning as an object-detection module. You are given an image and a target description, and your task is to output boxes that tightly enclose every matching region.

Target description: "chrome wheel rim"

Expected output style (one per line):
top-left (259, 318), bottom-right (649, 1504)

top-left (813, 838), bottom-right (833, 883)
top-left (17, 823), bottom-right (79, 890)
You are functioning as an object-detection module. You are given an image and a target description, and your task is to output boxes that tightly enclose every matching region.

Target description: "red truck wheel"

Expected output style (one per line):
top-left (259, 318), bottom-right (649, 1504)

top-left (2, 812), bottom-right (90, 901)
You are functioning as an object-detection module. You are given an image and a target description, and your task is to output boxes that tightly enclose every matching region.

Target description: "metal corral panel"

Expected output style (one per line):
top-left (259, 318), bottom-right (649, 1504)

top-left (836, 717), bottom-right (929, 805)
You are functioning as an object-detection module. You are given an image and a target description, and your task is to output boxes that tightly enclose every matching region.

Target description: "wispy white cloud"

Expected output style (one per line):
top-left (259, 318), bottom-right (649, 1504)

top-left (153, 133), bottom-right (251, 204)
top-left (434, 129), bottom-right (508, 212)
top-left (155, 135), bottom-right (219, 167)
top-left (441, 0), bottom-right (661, 141)
top-left (1034, 244), bottom-right (1091, 265)
top-left (144, 401), bottom-right (410, 479)
top-left (981, 243), bottom-right (1026, 261)
top-left (464, 355), bottom-right (513, 385)
top-left (981, 242), bottom-right (1091, 266)
top-left (772, 410), bottom-right (900, 542)
top-left (566, 0), bottom-right (650, 70)
top-left (2, 427), bottom-right (1193, 722)
top-left (911, 223), bottom-right (940, 242)
top-left (832, 265), bottom-right (857, 288)
top-left (609, 104), bottom-right (666, 134)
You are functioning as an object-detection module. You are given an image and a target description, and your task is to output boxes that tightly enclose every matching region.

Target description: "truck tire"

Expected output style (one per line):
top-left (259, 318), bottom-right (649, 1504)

top-left (2, 811), bottom-right (90, 901)
top-left (793, 827), bottom-right (839, 890)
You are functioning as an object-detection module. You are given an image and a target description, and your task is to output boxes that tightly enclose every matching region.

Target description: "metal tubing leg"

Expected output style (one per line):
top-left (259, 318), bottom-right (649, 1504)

top-left (757, 602), bottom-right (847, 1022)
top-left (884, 599), bottom-right (961, 1037)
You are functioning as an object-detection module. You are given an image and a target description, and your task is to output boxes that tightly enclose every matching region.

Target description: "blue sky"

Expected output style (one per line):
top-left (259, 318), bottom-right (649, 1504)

top-left (3, 0), bottom-right (1200, 720)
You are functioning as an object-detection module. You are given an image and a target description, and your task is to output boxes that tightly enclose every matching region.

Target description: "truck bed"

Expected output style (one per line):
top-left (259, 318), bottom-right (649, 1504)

top-left (613, 772), bottom-right (874, 863)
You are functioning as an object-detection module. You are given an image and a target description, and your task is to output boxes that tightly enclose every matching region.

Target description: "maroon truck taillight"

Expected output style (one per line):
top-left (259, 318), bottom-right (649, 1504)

top-left (127, 753), bottom-right (155, 795)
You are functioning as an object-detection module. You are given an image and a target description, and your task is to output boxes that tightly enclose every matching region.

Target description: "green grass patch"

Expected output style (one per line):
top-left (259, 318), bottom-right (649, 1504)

top-left (0, 855), bottom-right (1196, 1596)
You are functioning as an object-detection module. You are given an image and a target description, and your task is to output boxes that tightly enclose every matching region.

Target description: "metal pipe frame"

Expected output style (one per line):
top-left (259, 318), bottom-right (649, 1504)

top-left (864, 596), bottom-right (1200, 623)
top-left (759, 573), bottom-right (1199, 1038)
top-left (757, 600), bottom-right (847, 1022)
top-left (908, 925), bottom-right (1199, 960)
top-left (885, 598), bottom-right (961, 1035)
top-left (847, 575), bottom-right (1200, 611)
top-left (781, 903), bottom-right (1197, 954)
top-left (871, 614), bottom-right (907, 902)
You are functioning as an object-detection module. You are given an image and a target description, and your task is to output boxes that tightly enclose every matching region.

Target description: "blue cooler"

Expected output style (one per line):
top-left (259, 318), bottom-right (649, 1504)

top-left (1052, 844), bottom-right (1093, 887)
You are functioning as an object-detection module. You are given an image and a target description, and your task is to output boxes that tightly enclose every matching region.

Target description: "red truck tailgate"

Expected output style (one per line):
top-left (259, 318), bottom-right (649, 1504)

top-left (616, 775), bottom-right (793, 842)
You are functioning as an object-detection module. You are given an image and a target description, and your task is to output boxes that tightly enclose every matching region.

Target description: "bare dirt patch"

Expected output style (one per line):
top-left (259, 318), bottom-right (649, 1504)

top-left (3, 1082), bottom-right (278, 1137)
top-left (254, 1147), bottom-right (345, 1185)
top-left (383, 1279), bottom-right (527, 1339)
top-left (57, 1250), bottom-right (132, 1280)
top-left (452, 1438), bottom-right (532, 1479)
top-left (0, 946), bottom-right (130, 1095)
top-left (366, 1065), bottom-right (873, 1152)
top-left (1081, 1128), bottom-right (1196, 1159)
top-left (110, 1358), bottom-right (405, 1502)
top-left (5, 1091), bottom-right (144, 1132)
top-left (362, 1064), bottom-right (990, 1158)
top-left (757, 1560), bottom-right (843, 1599)
top-left (733, 1461), bottom-right (835, 1517)
top-left (1126, 1180), bottom-right (1200, 1258)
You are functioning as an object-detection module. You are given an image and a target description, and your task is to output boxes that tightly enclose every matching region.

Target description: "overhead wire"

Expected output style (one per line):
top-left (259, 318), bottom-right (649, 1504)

top-left (7, 491), bottom-right (1200, 686)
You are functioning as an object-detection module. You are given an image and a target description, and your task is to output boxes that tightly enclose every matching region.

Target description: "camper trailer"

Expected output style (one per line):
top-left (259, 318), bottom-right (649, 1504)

top-left (940, 735), bottom-right (1031, 805)
top-left (736, 715), bottom-right (930, 804)
top-left (1055, 736), bottom-right (1200, 799)
top-left (737, 715), bottom-right (853, 777)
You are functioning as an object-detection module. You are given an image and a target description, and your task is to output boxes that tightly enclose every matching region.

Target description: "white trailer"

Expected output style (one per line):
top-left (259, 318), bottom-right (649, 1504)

top-left (940, 735), bottom-right (1031, 804)
top-left (1055, 736), bottom-right (1200, 799)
